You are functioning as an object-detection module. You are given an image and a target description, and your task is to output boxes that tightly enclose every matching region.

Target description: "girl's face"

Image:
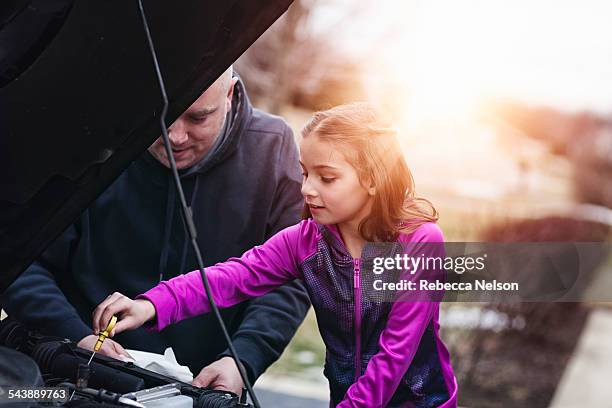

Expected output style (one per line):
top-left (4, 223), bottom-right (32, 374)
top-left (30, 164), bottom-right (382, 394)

top-left (299, 135), bottom-right (374, 228)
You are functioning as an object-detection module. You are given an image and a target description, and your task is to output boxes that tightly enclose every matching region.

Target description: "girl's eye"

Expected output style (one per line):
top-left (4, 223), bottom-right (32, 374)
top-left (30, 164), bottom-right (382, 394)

top-left (301, 172), bottom-right (308, 178)
top-left (321, 177), bottom-right (336, 183)
top-left (189, 116), bottom-right (207, 123)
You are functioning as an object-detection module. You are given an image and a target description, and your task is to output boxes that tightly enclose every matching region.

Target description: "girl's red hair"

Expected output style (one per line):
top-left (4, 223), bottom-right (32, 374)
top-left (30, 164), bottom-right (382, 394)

top-left (301, 102), bottom-right (438, 242)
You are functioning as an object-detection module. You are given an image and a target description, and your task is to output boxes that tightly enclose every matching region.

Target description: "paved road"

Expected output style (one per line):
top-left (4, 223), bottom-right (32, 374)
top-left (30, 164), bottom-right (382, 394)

top-left (253, 388), bottom-right (328, 408)
top-left (549, 308), bottom-right (612, 408)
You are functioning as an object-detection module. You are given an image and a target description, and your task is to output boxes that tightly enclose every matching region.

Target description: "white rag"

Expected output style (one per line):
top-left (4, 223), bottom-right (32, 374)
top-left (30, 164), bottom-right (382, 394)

top-left (124, 347), bottom-right (194, 383)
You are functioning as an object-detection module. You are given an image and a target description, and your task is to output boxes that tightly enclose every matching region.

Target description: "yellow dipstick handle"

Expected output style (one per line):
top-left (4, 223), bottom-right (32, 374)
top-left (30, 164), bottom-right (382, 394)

top-left (94, 315), bottom-right (117, 352)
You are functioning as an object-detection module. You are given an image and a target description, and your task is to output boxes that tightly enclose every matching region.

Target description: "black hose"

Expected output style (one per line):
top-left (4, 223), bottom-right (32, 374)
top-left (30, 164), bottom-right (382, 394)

top-left (135, 2), bottom-right (261, 407)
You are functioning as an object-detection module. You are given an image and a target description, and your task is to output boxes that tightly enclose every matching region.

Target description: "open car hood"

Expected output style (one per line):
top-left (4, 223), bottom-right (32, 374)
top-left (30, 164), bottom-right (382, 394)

top-left (0, 0), bottom-right (292, 292)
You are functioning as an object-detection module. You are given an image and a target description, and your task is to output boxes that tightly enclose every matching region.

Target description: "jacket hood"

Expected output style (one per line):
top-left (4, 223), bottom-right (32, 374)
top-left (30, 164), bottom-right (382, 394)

top-left (141, 76), bottom-right (253, 178)
top-left (178, 76), bottom-right (253, 178)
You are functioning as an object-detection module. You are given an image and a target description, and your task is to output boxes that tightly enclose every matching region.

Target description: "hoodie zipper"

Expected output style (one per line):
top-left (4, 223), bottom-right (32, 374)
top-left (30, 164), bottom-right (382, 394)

top-left (353, 257), bottom-right (362, 380)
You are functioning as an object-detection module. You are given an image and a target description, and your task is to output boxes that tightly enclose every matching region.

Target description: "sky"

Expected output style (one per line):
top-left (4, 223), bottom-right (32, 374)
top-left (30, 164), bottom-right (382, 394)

top-left (305, 0), bottom-right (608, 205)
top-left (311, 0), bottom-right (612, 115)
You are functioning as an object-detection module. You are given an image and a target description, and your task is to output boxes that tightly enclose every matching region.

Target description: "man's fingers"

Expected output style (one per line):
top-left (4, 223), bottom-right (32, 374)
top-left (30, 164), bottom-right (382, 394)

top-left (111, 338), bottom-right (126, 355)
top-left (76, 335), bottom-right (96, 352)
top-left (192, 369), bottom-right (217, 388)
top-left (192, 357), bottom-right (243, 394)
top-left (97, 341), bottom-right (123, 360)
top-left (110, 339), bottom-right (133, 361)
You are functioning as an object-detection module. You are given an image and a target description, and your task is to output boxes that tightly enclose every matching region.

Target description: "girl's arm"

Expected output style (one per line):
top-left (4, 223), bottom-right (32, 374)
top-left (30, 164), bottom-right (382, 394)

top-left (92, 221), bottom-right (312, 335)
top-left (139, 221), bottom-right (308, 332)
top-left (338, 223), bottom-right (448, 408)
top-left (339, 302), bottom-right (439, 407)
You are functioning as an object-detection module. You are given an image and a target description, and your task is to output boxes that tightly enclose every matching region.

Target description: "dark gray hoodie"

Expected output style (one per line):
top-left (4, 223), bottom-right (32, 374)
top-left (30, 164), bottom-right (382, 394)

top-left (3, 78), bottom-right (310, 381)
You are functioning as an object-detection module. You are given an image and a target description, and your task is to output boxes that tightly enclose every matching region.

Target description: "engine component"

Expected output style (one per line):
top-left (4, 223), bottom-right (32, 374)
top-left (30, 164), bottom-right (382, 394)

top-left (0, 317), bottom-right (252, 407)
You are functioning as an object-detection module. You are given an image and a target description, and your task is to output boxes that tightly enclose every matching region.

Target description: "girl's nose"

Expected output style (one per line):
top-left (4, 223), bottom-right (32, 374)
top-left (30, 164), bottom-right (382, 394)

top-left (301, 177), bottom-right (318, 198)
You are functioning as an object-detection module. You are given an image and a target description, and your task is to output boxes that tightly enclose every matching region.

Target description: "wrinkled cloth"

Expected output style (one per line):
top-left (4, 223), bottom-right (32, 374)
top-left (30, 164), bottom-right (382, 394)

top-left (125, 347), bottom-right (193, 383)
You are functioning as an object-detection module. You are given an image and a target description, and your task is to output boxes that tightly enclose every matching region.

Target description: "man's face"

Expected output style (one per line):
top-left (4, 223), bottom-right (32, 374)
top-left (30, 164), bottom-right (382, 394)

top-left (148, 75), bottom-right (236, 169)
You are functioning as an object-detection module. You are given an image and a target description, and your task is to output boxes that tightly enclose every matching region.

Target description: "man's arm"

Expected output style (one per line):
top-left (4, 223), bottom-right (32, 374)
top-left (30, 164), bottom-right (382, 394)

top-left (3, 225), bottom-right (92, 341)
top-left (218, 279), bottom-right (310, 383)
top-left (4, 262), bottom-right (92, 341)
top-left (218, 123), bottom-right (310, 383)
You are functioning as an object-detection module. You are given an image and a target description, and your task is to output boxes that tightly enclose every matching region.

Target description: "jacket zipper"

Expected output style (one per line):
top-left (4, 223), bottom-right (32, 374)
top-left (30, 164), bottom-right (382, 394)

top-left (353, 258), bottom-right (362, 380)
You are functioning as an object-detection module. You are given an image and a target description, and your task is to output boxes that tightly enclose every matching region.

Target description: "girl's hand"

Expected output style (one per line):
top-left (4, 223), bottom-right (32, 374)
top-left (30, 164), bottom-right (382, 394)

top-left (92, 292), bottom-right (156, 336)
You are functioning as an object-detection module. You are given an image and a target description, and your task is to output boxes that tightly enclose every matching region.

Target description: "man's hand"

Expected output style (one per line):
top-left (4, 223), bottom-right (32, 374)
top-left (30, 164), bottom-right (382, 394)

top-left (77, 334), bottom-right (133, 361)
top-left (192, 357), bottom-right (245, 395)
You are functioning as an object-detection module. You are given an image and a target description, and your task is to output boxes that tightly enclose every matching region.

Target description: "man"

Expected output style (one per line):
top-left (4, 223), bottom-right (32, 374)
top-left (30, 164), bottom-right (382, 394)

top-left (3, 68), bottom-right (310, 394)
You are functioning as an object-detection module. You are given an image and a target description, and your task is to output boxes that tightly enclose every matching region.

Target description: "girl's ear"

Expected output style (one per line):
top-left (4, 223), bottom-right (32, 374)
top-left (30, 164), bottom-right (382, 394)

top-left (367, 179), bottom-right (376, 196)
top-left (361, 172), bottom-right (376, 196)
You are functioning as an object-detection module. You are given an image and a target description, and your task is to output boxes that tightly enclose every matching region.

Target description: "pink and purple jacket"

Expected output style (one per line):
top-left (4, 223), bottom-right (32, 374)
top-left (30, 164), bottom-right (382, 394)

top-left (139, 219), bottom-right (458, 407)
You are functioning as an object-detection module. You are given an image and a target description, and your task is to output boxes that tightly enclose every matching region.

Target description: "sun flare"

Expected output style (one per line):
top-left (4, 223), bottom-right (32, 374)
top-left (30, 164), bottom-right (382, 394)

top-left (363, 0), bottom-right (612, 127)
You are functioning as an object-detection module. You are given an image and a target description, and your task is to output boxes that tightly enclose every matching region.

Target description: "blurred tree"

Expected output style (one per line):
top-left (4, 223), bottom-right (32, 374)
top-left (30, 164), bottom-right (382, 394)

top-left (451, 216), bottom-right (610, 407)
top-left (493, 101), bottom-right (612, 209)
top-left (569, 122), bottom-right (612, 208)
top-left (235, 0), bottom-right (367, 114)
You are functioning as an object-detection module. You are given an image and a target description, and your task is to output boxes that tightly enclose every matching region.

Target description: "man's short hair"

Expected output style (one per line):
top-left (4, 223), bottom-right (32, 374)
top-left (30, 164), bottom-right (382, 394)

top-left (219, 65), bottom-right (233, 91)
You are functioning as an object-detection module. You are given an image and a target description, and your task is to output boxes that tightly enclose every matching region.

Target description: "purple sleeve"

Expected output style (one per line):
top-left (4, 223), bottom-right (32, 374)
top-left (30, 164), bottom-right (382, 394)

top-left (137, 221), bottom-right (312, 331)
top-left (338, 223), bottom-right (447, 408)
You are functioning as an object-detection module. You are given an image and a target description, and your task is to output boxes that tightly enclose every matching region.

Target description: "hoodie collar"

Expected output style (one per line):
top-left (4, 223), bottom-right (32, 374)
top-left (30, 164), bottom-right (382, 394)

top-left (180, 77), bottom-right (252, 177)
top-left (141, 76), bottom-right (252, 178)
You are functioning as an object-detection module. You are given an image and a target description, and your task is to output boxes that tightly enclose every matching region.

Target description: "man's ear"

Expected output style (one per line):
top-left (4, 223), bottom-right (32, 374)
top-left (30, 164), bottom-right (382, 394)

top-left (225, 77), bottom-right (239, 110)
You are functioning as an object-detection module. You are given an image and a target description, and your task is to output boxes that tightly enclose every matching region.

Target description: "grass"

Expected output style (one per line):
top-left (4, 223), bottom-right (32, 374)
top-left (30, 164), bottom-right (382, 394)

top-left (265, 309), bottom-right (326, 382)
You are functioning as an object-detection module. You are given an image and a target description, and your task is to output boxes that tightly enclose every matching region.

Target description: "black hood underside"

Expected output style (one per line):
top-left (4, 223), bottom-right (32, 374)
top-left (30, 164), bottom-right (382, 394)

top-left (0, 0), bottom-right (292, 292)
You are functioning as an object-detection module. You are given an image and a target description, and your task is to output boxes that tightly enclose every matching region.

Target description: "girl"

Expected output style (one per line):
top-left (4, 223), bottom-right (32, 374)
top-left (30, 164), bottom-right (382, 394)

top-left (93, 103), bottom-right (458, 407)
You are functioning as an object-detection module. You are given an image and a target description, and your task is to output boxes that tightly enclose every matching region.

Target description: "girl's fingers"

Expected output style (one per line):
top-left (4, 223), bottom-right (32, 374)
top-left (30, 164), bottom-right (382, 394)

top-left (92, 292), bottom-right (146, 337)
top-left (93, 293), bottom-right (132, 336)
top-left (99, 297), bottom-right (132, 337)
top-left (92, 292), bottom-right (123, 333)
top-left (112, 316), bottom-right (137, 336)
